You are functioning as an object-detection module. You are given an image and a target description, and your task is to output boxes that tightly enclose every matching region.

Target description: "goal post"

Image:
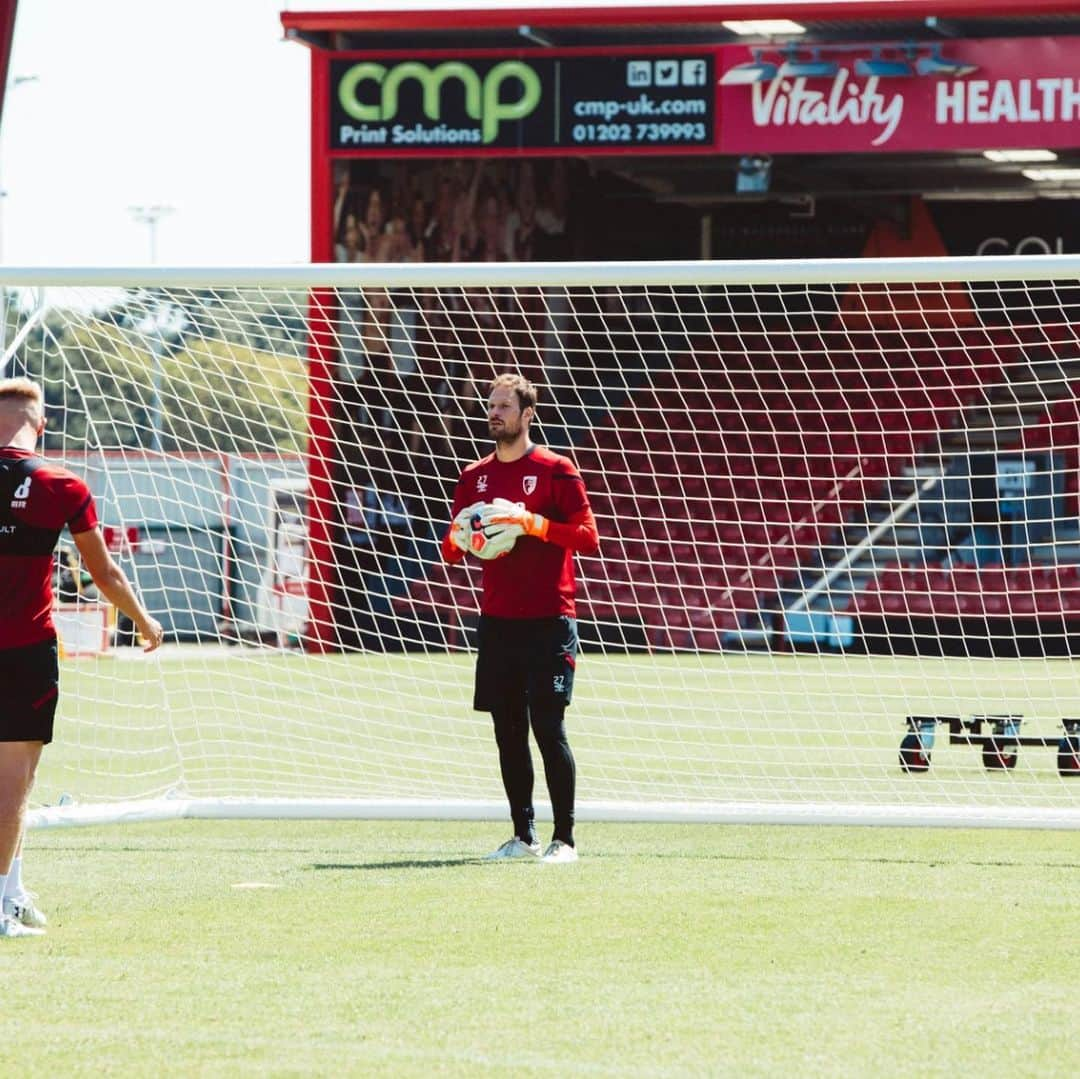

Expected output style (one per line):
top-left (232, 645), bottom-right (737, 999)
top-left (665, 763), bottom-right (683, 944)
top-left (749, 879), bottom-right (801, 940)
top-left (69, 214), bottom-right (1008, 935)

top-left (4, 256), bottom-right (1080, 830)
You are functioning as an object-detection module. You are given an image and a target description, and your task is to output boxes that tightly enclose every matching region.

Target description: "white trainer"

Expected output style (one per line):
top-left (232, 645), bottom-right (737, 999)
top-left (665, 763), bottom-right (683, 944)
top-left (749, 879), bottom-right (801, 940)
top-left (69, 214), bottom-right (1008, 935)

top-left (0, 913), bottom-right (45, 939)
top-left (541, 840), bottom-right (579, 864)
top-left (484, 837), bottom-right (542, 861)
top-left (4, 893), bottom-right (47, 929)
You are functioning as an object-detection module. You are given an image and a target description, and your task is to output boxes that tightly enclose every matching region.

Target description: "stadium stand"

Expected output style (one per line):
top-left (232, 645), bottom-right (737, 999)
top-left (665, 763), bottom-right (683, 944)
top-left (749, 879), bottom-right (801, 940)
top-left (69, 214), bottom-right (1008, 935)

top-left (394, 305), bottom-right (1035, 652)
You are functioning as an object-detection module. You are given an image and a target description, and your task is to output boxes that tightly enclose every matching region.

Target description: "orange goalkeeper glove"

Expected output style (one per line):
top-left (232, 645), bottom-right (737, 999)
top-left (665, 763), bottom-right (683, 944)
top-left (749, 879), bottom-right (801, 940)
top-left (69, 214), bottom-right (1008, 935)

top-left (482, 497), bottom-right (550, 541)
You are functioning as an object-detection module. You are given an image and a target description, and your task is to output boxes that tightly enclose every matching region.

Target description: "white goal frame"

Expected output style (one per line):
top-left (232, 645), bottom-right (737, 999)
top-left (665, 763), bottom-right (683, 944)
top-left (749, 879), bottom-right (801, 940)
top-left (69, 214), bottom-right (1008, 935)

top-left (5, 255), bottom-right (1080, 831)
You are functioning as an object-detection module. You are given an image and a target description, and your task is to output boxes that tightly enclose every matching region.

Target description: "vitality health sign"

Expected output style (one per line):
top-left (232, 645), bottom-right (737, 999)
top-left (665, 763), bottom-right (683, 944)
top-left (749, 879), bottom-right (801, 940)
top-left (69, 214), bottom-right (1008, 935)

top-left (718, 37), bottom-right (1080, 154)
top-left (329, 51), bottom-right (715, 154)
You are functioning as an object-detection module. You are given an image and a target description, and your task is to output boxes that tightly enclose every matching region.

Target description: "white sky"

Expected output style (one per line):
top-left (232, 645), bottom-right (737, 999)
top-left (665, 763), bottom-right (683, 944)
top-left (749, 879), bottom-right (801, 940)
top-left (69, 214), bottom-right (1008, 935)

top-left (3, 0), bottom-right (312, 266)
top-left (1, 0), bottom-right (781, 267)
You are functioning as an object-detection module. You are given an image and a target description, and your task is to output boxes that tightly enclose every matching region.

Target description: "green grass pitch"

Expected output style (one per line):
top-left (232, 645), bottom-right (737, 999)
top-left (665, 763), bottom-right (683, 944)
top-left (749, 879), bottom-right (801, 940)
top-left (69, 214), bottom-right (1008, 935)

top-left (10, 649), bottom-right (1080, 1073)
top-left (7, 819), bottom-right (1079, 1076)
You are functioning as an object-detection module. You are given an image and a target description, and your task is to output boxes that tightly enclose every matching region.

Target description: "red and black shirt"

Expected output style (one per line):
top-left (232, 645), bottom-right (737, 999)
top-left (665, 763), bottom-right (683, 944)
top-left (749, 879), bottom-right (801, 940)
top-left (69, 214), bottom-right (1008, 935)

top-left (0, 448), bottom-right (98, 650)
top-left (443, 445), bottom-right (599, 619)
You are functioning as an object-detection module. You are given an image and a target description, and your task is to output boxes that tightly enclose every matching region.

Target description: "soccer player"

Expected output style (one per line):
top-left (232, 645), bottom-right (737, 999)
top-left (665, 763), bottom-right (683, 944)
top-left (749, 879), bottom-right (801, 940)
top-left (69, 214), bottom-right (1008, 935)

top-left (0, 378), bottom-right (164, 938)
top-left (442, 374), bottom-right (599, 864)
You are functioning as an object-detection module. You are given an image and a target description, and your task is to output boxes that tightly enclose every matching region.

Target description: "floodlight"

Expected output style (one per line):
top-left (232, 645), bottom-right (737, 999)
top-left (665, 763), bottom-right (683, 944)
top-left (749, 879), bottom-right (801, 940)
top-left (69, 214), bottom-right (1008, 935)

top-left (722, 20), bottom-right (806, 36)
top-left (1022, 168), bottom-right (1080, 182)
top-left (984, 150), bottom-right (1058, 164)
top-left (855, 49), bottom-right (914, 78)
top-left (915, 47), bottom-right (978, 77)
top-left (720, 51), bottom-right (779, 85)
top-left (778, 51), bottom-right (838, 79)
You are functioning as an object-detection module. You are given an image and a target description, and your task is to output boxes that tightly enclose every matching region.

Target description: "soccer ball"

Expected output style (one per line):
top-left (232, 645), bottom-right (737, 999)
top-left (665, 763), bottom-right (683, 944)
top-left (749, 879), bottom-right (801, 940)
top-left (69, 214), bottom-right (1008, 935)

top-left (451, 501), bottom-right (522, 560)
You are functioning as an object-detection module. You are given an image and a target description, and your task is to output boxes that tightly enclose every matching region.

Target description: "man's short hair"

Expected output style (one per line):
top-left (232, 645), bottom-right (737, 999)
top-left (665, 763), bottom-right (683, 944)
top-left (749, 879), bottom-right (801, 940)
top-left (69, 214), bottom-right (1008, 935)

top-left (0, 377), bottom-right (44, 424)
top-left (489, 373), bottom-right (538, 415)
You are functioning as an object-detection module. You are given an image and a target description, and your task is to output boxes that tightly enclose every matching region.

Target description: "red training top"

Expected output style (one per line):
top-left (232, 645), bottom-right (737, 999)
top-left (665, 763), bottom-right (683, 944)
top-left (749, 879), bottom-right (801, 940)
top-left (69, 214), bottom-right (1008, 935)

top-left (0, 448), bottom-right (99, 650)
top-left (442, 445), bottom-right (599, 619)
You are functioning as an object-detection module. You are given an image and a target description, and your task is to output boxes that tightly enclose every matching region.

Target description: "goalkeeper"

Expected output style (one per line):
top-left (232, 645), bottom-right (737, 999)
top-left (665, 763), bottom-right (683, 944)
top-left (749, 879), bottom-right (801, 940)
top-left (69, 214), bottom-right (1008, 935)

top-left (442, 374), bottom-right (599, 864)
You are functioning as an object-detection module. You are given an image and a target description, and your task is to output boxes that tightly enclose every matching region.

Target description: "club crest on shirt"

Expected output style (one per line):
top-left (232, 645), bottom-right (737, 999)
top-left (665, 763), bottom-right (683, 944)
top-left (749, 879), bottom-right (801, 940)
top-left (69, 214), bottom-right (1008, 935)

top-left (523, 476), bottom-right (537, 495)
top-left (476, 474), bottom-right (488, 493)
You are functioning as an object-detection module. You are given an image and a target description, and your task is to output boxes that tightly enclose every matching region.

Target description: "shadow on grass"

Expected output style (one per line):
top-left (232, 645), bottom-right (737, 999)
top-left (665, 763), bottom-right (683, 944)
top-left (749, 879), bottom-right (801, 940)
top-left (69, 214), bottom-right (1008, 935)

top-left (309, 858), bottom-right (482, 871)
top-left (589, 851), bottom-right (1080, 869)
top-left (311, 853), bottom-right (1079, 871)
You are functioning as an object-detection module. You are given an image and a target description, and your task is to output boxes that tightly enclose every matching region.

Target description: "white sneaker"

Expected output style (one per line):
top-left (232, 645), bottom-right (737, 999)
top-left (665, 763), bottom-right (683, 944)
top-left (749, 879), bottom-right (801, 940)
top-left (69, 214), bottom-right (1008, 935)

top-left (4, 893), bottom-right (47, 929)
top-left (541, 840), bottom-right (579, 864)
top-left (0, 913), bottom-right (45, 939)
top-left (484, 837), bottom-right (542, 861)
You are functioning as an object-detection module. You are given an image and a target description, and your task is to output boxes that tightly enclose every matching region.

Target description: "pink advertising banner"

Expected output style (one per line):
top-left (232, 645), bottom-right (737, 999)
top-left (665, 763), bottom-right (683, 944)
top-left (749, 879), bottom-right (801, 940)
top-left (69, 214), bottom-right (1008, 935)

top-left (717, 36), bottom-right (1080, 154)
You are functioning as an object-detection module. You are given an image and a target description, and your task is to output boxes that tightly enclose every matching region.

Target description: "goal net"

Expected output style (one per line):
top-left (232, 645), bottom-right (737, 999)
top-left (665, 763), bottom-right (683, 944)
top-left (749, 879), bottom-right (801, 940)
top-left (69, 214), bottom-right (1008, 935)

top-left (5, 258), bottom-right (1080, 829)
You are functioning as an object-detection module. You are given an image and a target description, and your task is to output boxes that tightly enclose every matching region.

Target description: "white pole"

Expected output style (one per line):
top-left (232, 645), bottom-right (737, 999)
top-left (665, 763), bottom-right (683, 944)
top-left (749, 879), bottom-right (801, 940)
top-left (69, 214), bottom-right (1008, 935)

top-left (127, 205), bottom-right (175, 451)
top-left (127, 204), bottom-right (174, 265)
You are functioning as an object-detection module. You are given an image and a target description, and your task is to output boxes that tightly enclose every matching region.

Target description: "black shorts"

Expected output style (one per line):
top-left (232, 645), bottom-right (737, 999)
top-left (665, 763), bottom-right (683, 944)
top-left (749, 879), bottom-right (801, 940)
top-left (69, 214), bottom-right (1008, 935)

top-left (474, 615), bottom-right (579, 713)
top-left (0, 637), bottom-right (59, 744)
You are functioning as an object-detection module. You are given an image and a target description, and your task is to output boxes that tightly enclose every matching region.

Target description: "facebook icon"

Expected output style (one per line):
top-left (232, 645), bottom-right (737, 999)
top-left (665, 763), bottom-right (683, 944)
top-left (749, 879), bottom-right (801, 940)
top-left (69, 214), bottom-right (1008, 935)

top-left (681, 59), bottom-right (707, 86)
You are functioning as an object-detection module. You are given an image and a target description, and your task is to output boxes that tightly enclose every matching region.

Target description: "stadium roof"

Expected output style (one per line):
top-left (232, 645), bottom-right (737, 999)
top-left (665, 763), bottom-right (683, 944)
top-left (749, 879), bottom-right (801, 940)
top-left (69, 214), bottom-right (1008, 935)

top-left (281, 1), bottom-right (1080, 51)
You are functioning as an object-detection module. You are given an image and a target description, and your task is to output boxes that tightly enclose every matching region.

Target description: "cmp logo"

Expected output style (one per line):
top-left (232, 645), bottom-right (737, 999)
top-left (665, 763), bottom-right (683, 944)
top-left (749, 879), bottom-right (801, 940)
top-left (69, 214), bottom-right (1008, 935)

top-left (337, 60), bottom-right (543, 145)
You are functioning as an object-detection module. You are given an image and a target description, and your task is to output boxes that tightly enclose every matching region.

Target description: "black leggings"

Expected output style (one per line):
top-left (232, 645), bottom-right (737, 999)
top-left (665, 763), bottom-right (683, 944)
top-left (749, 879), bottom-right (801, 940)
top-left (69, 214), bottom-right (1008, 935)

top-left (492, 699), bottom-right (576, 846)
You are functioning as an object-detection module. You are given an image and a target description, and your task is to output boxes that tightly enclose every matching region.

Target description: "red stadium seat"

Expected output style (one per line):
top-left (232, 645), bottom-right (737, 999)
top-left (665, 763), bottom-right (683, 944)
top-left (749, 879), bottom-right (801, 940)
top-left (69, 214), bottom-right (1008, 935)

top-left (648, 609), bottom-right (692, 650)
top-left (1004, 566), bottom-right (1037, 617)
top-left (570, 309), bottom-right (1020, 628)
top-left (1058, 566), bottom-right (1080, 614)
